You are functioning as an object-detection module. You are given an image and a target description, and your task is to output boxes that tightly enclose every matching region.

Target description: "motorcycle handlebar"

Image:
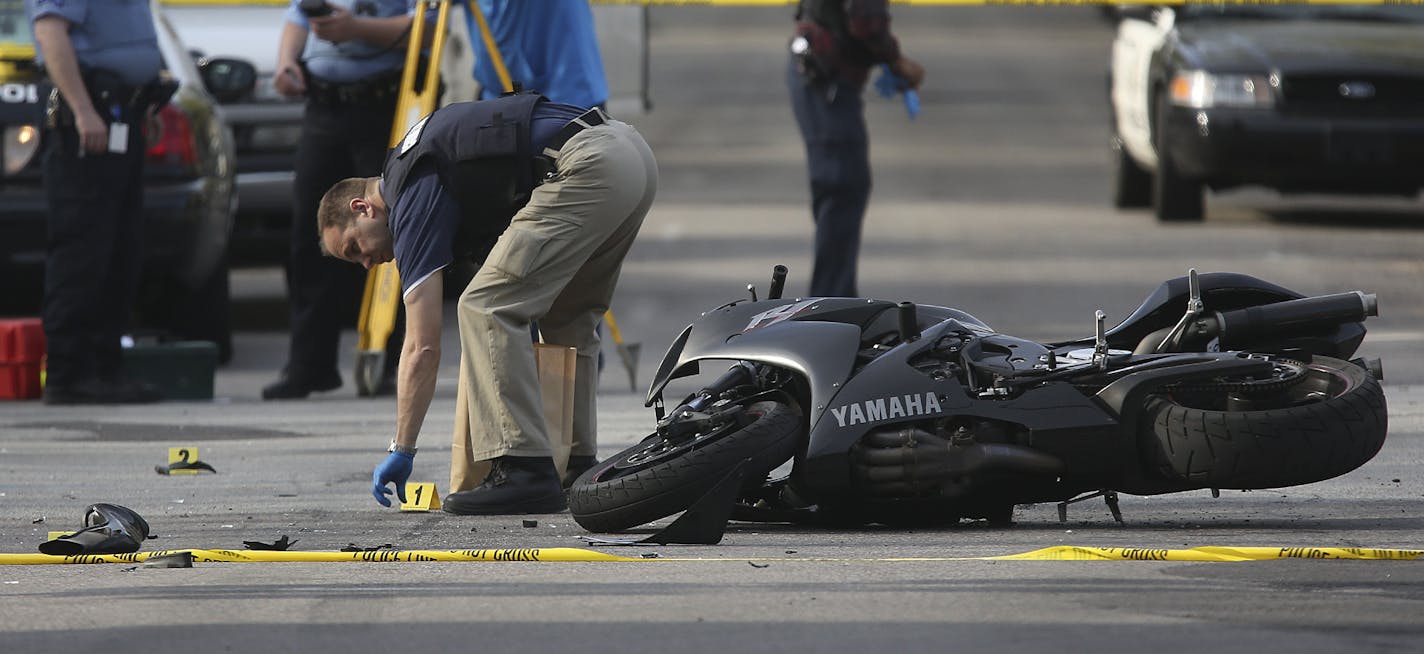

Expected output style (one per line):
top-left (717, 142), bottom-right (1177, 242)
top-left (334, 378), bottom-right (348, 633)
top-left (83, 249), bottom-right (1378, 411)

top-left (1213, 291), bottom-right (1377, 350)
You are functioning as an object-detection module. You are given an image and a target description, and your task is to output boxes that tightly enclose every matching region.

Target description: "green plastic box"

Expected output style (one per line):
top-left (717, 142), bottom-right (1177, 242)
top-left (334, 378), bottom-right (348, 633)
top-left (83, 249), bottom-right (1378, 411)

top-left (121, 341), bottom-right (218, 400)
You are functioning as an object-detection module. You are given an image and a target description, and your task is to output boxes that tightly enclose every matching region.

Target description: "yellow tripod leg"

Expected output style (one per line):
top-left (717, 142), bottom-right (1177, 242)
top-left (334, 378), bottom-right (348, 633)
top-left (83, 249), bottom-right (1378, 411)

top-left (354, 0), bottom-right (456, 396)
top-left (602, 309), bottom-right (640, 392)
top-left (354, 262), bottom-right (403, 395)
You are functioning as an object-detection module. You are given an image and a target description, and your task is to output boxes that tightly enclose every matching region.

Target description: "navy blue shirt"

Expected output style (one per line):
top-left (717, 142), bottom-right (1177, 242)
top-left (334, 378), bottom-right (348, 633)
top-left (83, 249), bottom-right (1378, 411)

top-left (387, 100), bottom-right (587, 297)
top-left (26, 0), bottom-right (162, 86)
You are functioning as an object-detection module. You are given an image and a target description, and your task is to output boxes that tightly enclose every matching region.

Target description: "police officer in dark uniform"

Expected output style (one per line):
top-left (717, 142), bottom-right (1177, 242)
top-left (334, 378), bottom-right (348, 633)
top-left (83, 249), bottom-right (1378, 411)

top-left (317, 92), bottom-right (657, 514)
top-left (788, 0), bottom-right (923, 298)
top-left (262, 0), bottom-right (413, 400)
top-left (27, 0), bottom-right (172, 404)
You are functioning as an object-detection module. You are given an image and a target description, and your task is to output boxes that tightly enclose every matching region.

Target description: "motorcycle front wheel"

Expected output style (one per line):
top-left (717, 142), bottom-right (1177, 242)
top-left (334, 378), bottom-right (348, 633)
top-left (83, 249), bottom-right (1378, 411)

top-left (1142, 355), bottom-right (1387, 489)
top-left (569, 399), bottom-right (802, 532)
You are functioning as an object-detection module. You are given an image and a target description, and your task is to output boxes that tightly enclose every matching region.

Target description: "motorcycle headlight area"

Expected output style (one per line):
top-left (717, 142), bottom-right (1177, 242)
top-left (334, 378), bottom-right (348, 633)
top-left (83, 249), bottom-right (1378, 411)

top-left (1169, 71), bottom-right (1277, 109)
top-left (3, 123), bottom-right (40, 175)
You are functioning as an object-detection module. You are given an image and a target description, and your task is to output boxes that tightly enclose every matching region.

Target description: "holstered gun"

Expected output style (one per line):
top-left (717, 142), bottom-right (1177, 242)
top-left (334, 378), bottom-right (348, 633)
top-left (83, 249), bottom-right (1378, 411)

top-left (44, 68), bottom-right (180, 128)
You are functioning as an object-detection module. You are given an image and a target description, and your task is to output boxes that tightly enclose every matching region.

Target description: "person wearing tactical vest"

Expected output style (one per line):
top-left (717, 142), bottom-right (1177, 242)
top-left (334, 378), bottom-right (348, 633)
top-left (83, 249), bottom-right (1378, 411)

top-left (788, 0), bottom-right (923, 298)
top-left (27, 0), bottom-right (170, 404)
top-left (318, 91), bottom-right (658, 514)
top-left (262, 0), bottom-right (418, 401)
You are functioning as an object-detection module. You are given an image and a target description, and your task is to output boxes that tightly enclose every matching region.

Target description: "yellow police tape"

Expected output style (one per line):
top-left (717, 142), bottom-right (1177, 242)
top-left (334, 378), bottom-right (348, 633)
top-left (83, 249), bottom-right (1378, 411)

top-left (2, 545), bottom-right (1421, 565)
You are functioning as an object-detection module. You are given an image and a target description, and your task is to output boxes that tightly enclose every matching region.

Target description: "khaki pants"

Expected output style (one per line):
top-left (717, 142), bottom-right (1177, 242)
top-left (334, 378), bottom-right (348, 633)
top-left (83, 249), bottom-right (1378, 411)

top-left (451, 344), bottom-right (576, 492)
top-left (449, 120), bottom-right (658, 487)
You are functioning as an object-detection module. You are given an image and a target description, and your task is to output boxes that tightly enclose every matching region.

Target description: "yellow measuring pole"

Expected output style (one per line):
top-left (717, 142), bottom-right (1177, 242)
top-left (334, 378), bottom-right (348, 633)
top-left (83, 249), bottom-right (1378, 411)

top-left (354, 0), bottom-right (455, 396)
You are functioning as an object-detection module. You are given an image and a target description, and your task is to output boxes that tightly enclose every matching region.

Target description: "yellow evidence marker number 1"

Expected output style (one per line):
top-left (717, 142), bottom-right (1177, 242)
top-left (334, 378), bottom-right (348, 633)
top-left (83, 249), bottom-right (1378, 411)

top-left (400, 482), bottom-right (441, 512)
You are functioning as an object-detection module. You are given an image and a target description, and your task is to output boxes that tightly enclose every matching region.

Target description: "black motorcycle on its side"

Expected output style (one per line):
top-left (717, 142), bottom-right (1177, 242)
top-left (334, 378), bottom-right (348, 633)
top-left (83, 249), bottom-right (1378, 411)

top-left (569, 268), bottom-right (1388, 531)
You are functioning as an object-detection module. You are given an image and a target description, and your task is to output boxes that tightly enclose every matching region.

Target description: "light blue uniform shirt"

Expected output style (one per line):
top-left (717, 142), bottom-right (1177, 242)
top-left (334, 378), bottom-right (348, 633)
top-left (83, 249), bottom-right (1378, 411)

top-left (469, 0), bottom-right (608, 109)
top-left (25, 0), bottom-right (162, 87)
top-left (285, 0), bottom-right (412, 83)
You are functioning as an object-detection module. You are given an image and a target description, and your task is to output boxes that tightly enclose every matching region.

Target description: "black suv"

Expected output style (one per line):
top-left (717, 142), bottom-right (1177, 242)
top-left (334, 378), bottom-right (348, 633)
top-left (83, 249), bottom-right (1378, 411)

top-left (1109, 4), bottom-right (1424, 221)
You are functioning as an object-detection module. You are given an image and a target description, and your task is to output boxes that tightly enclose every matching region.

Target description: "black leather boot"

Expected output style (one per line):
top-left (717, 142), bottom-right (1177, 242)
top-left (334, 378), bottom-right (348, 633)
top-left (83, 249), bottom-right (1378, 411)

top-left (442, 456), bottom-right (567, 515)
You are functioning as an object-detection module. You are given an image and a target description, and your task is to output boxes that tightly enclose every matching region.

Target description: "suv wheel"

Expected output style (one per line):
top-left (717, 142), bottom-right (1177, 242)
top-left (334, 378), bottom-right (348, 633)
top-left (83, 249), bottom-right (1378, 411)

top-left (1152, 94), bottom-right (1205, 222)
top-left (1112, 136), bottom-right (1152, 209)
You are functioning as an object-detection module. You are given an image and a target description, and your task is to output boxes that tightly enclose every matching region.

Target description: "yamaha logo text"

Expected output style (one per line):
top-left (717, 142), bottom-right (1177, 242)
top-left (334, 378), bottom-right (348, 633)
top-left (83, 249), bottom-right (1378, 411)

top-left (831, 392), bottom-right (942, 427)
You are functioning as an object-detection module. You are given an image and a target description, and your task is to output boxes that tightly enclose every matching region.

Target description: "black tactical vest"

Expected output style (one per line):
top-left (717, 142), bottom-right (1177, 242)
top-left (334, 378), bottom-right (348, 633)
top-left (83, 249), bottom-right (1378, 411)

top-left (382, 92), bottom-right (545, 260)
top-left (797, 0), bottom-right (849, 34)
top-left (792, 0), bottom-right (851, 83)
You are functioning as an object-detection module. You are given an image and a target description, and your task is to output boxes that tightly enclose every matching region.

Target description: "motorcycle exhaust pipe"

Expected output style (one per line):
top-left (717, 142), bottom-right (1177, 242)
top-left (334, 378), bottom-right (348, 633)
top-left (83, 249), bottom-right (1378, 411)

top-left (1214, 291), bottom-right (1376, 350)
top-left (854, 427), bottom-right (1063, 494)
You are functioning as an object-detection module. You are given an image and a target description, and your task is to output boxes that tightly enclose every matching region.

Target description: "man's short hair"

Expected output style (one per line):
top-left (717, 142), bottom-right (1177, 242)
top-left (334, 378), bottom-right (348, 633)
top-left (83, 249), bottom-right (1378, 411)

top-left (317, 177), bottom-right (374, 235)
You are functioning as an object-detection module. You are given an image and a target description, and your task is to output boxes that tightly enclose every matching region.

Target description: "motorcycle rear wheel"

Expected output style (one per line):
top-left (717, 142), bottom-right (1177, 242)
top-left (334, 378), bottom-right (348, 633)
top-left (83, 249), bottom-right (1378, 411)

top-left (1142, 355), bottom-right (1387, 489)
top-left (569, 400), bottom-right (802, 532)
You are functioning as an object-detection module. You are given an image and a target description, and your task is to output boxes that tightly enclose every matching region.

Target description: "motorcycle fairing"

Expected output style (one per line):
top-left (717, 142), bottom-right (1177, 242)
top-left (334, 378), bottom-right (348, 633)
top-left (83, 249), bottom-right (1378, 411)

top-left (646, 297), bottom-right (994, 408)
top-left (646, 308), bottom-right (862, 421)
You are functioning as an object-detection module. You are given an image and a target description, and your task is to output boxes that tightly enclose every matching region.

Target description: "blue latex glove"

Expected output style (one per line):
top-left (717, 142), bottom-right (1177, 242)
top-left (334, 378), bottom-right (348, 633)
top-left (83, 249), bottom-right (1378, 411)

top-left (372, 450), bottom-right (414, 507)
top-left (903, 89), bottom-right (921, 120)
top-left (875, 63), bottom-right (920, 120)
top-left (874, 64), bottom-right (903, 98)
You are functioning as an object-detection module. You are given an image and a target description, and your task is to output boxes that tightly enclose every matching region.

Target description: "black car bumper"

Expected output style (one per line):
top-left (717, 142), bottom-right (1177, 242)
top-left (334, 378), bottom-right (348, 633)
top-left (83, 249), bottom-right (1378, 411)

top-left (1159, 106), bottom-right (1424, 195)
top-left (0, 178), bottom-right (217, 285)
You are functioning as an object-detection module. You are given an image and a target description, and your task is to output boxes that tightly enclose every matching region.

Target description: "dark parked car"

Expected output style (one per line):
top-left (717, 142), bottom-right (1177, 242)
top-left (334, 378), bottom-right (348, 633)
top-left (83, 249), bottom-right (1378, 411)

top-left (0, 0), bottom-right (250, 360)
top-left (162, 1), bottom-right (478, 264)
top-left (1109, 4), bottom-right (1424, 221)
top-left (163, 1), bottom-right (303, 264)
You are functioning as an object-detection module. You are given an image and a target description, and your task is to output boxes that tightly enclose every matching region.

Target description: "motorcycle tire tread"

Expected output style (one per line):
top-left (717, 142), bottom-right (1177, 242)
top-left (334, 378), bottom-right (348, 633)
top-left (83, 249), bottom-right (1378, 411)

top-left (569, 400), bottom-right (802, 533)
top-left (1142, 356), bottom-right (1388, 489)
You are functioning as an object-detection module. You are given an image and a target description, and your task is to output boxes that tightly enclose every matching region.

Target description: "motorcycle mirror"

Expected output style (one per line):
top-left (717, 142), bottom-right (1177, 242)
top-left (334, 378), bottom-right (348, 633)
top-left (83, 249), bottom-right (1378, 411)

top-left (768, 265), bottom-right (789, 300)
top-left (1093, 310), bottom-right (1108, 369)
top-left (898, 302), bottom-right (920, 342)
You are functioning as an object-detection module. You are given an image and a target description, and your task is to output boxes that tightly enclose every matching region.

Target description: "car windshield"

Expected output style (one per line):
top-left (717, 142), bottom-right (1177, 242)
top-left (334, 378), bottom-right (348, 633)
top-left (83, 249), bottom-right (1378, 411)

top-left (1178, 4), bottom-right (1424, 24)
top-left (0, 0), bottom-right (34, 49)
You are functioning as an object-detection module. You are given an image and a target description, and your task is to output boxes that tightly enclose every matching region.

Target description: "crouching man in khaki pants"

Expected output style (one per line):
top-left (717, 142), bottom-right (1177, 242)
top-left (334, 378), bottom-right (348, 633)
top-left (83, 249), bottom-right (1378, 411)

top-left (318, 92), bottom-right (657, 514)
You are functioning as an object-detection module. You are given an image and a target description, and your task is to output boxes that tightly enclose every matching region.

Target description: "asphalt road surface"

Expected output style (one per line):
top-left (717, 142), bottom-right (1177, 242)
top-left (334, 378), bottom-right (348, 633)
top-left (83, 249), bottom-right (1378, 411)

top-left (3, 7), bottom-right (1423, 653)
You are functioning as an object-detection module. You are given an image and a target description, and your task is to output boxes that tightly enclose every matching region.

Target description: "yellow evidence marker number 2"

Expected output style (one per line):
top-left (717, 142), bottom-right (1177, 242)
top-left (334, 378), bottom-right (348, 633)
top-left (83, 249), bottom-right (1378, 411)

top-left (167, 447), bottom-right (201, 475)
top-left (400, 482), bottom-right (441, 512)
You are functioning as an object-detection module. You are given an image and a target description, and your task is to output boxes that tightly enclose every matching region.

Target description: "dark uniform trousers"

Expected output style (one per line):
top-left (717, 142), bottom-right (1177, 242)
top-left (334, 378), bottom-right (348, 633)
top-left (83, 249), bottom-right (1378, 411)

top-left (786, 56), bottom-right (872, 299)
top-left (41, 119), bottom-right (147, 387)
top-left (284, 98), bottom-right (401, 381)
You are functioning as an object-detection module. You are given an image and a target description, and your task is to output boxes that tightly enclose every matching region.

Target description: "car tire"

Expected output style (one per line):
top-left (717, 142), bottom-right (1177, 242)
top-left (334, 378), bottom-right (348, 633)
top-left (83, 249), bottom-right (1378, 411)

top-left (1112, 136), bottom-right (1152, 209)
top-left (1152, 94), bottom-right (1205, 222)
